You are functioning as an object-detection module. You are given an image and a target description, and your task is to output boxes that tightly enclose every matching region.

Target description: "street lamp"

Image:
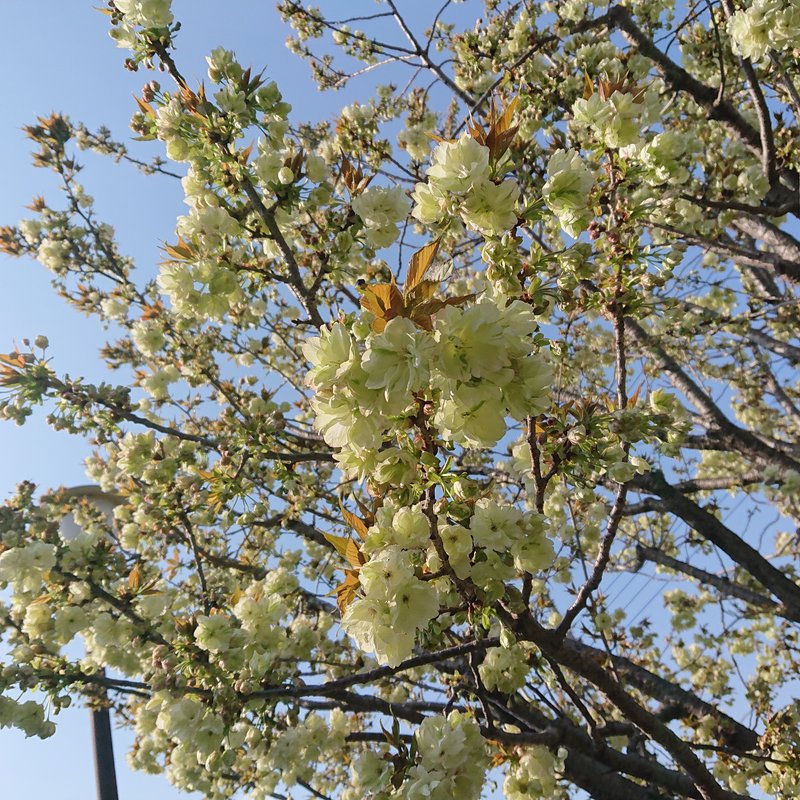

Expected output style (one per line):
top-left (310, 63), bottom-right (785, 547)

top-left (58, 485), bottom-right (123, 800)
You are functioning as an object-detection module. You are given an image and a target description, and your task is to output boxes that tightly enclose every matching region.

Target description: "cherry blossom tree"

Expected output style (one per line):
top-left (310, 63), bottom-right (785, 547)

top-left (3, 1), bottom-right (800, 798)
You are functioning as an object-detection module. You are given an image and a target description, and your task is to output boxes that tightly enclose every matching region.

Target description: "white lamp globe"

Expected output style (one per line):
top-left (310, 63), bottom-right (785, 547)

top-left (57, 485), bottom-right (122, 542)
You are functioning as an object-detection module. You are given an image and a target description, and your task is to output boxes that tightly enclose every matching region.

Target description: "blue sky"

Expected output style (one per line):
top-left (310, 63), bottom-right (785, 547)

top-left (0, 3), bottom-right (488, 797)
top-left (1, 3), bottom-right (771, 798)
top-left (0, 2), bottom-right (334, 797)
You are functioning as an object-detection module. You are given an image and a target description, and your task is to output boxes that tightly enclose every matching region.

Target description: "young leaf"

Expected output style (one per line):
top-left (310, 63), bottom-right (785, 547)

top-left (323, 532), bottom-right (351, 559)
top-left (161, 236), bottom-right (195, 262)
top-left (334, 570), bottom-right (361, 614)
top-left (583, 72), bottom-right (594, 99)
top-left (360, 283), bottom-right (404, 332)
top-left (405, 279), bottom-right (441, 319)
top-left (133, 95), bottom-right (156, 118)
top-left (427, 132), bottom-right (454, 144)
top-left (342, 506), bottom-right (369, 540)
top-left (128, 562), bottom-right (142, 591)
top-left (498, 96), bottom-right (520, 133)
top-left (345, 538), bottom-right (366, 569)
top-left (353, 495), bottom-right (376, 527)
top-left (29, 593), bottom-right (54, 606)
top-left (324, 529), bottom-right (365, 570)
top-left (467, 115), bottom-right (487, 146)
top-left (628, 383), bottom-right (643, 408)
top-left (405, 238), bottom-right (441, 297)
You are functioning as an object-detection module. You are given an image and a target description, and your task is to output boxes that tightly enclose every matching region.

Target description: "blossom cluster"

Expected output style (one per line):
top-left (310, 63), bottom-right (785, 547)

top-left (635, 132), bottom-right (694, 187)
top-left (399, 712), bottom-right (488, 800)
top-left (304, 299), bottom-right (551, 469)
top-left (542, 149), bottom-right (595, 238)
top-left (351, 712), bottom-right (488, 799)
top-left (504, 745), bottom-right (567, 799)
top-left (351, 185), bottom-right (411, 249)
top-left (0, 696), bottom-right (56, 739)
top-left (115, 0), bottom-right (173, 28)
top-left (110, 0), bottom-right (173, 50)
top-left (339, 495), bottom-right (554, 665)
top-left (398, 111), bottom-right (437, 162)
top-left (341, 545), bottom-right (437, 666)
top-left (412, 134), bottom-right (520, 237)
top-left (572, 87), bottom-right (661, 150)
top-left (0, 540), bottom-right (57, 593)
top-left (728, 0), bottom-right (800, 62)
top-left (478, 641), bottom-right (533, 693)
top-left (436, 499), bottom-right (554, 597)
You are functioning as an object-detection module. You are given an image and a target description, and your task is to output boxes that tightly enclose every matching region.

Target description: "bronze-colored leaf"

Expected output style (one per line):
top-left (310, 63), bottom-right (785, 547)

top-left (323, 532), bottom-right (352, 559)
top-left (497, 96), bottom-right (520, 133)
top-left (353, 495), bottom-right (376, 527)
top-left (180, 85), bottom-right (199, 112)
top-left (161, 237), bottom-right (194, 262)
top-left (29, 593), bottom-right (53, 606)
top-left (334, 570), bottom-right (361, 613)
top-left (324, 528), bottom-right (365, 570)
top-left (140, 300), bottom-right (166, 321)
top-left (488, 126), bottom-right (519, 163)
top-left (0, 352), bottom-right (32, 368)
top-left (427, 132), bottom-right (454, 144)
top-left (405, 238), bottom-right (441, 296)
top-left (290, 150), bottom-right (304, 175)
top-left (444, 292), bottom-right (476, 307)
top-left (345, 538), bottom-right (366, 570)
top-left (133, 95), bottom-right (155, 118)
top-left (128, 562), bottom-right (141, 591)
top-left (467, 116), bottom-right (487, 146)
top-left (406, 279), bottom-right (440, 309)
top-left (411, 298), bottom-right (447, 318)
top-left (490, 749), bottom-right (511, 767)
top-left (342, 506), bottom-right (369, 540)
top-left (360, 283), bottom-right (405, 332)
top-left (340, 153), bottom-right (372, 196)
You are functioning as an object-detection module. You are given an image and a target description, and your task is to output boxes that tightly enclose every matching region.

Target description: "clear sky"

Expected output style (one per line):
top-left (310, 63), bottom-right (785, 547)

top-left (0, 2), bottom-right (338, 797)
top-left (0, 3), bottom-right (486, 797)
top-left (0, 3), bottom-right (711, 798)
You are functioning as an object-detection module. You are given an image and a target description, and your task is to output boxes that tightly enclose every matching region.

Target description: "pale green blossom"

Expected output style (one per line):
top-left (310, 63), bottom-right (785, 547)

top-left (351, 185), bottom-right (410, 250)
top-left (728, 0), bottom-right (800, 61)
top-left (542, 149), bottom-right (595, 237)
top-left (362, 317), bottom-right (436, 407)
top-left (411, 181), bottom-right (448, 225)
top-left (115, 0), bottom-right (173, 28)
top-left (426, 134), bottom-right (490, 194)
top-left (461, 178), bottom-right (520, 236)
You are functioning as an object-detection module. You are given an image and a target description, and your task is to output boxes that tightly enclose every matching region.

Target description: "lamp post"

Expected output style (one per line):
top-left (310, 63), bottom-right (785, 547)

top-left (58, 485), bottom-right (122, 800)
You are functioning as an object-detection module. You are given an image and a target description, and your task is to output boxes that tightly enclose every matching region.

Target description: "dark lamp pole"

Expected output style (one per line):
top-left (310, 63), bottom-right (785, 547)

top-left (58, 485), bottom-right (124, 800)
top-left (91, 704), bottom-right (120, 800)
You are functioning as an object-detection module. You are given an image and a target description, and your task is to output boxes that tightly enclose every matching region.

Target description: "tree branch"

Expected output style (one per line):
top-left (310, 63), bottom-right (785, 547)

top-left (631, 470), bottom-right (800, 618)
